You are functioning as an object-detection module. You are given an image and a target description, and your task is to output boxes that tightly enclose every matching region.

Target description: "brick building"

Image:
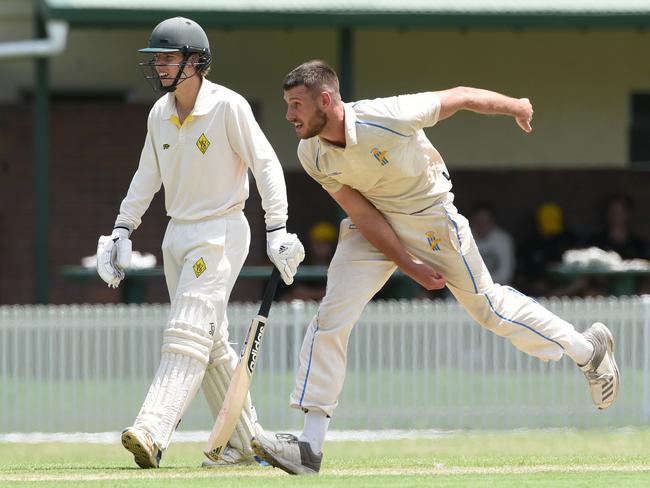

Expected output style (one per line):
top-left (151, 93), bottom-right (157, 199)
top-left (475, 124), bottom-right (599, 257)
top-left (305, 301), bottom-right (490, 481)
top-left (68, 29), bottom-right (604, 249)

top-left (1, 0), bottom-right (649, 303)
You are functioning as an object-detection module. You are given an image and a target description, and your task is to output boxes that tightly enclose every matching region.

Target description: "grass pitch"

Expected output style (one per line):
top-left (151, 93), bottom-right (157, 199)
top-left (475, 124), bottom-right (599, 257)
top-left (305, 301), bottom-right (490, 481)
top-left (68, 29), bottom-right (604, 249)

top-left (1, 429), bottom-right (649, 487)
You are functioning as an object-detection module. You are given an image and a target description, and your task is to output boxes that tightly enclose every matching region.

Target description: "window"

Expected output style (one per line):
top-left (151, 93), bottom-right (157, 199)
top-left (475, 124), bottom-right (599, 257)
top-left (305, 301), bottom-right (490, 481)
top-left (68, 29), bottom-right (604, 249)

top-left (630, 93), bottom-right (650, 166)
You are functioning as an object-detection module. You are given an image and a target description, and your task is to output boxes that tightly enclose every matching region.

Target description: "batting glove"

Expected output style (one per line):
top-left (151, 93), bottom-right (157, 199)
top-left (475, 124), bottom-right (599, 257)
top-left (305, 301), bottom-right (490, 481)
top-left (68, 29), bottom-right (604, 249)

top-left (266, 226), bottom-right (305, 285)
top-left (96, 227), bottom-right (132, 288)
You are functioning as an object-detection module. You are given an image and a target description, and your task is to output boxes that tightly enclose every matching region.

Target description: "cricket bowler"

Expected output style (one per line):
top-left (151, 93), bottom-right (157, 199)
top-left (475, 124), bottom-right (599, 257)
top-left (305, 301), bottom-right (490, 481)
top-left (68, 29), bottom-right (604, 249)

top-left (251, 60), bottom-right (620, 475)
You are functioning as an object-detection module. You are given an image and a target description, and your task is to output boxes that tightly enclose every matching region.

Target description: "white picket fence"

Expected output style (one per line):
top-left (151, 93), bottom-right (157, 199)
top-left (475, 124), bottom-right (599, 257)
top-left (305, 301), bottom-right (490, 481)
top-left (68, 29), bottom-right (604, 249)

top-left (1, 296), bottom-right (648, 434)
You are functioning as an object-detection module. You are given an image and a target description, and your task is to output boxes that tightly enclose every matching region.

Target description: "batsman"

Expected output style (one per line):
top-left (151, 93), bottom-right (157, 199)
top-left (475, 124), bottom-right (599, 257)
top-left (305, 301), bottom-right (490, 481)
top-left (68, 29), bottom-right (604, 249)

top-left (95, 17), bottom-right (304, 468)
top-left (251, 60), bottom-right (621, 475)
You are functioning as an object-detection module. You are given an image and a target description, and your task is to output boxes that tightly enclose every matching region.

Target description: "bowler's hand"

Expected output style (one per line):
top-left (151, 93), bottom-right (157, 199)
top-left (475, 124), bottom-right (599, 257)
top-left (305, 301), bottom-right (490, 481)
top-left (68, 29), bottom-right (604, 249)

top-left (403, 260), bottom-right (446, 290)
top-left (515, 97), bottom-right (533, 133)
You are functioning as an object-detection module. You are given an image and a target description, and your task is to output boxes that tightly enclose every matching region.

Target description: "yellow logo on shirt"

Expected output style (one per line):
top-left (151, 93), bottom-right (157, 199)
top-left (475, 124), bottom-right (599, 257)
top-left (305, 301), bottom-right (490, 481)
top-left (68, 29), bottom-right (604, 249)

top-left (425, 231), bottom-right (441, 251)
top-left (196, 133), bottom-right (210, 154)
top-left (193, 257), bottom-right (207, 277)
top-left (371, 147), bottom-right (389, 166)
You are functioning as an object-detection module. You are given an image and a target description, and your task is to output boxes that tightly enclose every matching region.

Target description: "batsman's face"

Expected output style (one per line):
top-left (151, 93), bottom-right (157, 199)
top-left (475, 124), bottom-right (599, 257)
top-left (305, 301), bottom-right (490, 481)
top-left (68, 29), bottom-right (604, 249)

top-left (284, 85), bottom-right (327, 139)
top-left (152, 52), bottom-right (189, 88)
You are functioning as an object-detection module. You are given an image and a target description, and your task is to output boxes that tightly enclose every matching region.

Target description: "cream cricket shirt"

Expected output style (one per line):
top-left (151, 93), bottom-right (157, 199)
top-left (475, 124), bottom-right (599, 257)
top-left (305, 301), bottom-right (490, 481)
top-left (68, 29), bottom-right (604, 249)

top-left (297, 92), bottom-right (452, 215)
top-left (115, 78), bottom-right (288, 231)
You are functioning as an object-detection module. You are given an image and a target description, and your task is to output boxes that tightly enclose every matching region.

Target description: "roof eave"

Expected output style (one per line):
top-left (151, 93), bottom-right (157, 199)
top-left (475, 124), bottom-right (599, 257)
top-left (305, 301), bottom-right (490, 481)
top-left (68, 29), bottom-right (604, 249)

top-left (38, 5), bottom-right (650, 29)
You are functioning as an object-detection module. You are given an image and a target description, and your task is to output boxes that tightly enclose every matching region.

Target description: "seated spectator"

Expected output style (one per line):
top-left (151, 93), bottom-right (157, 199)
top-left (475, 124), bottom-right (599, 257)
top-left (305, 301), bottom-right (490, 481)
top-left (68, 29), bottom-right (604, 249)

top-left (590, 194), bottom-right (650, 296)
top-left (279, 221), bottom-right (337, 302)
top-left (589, 194), bottom-right (648, 260)
top-left (517, 202), bottom-right (585, 297)
top-left (470, 204), bottom-right (515, 285)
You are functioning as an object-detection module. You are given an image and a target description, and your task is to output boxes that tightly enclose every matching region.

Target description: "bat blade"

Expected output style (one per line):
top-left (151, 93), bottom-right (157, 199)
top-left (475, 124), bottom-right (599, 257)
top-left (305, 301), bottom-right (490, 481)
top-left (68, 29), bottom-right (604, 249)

top-left (204, 315), bottom-right (267, 461)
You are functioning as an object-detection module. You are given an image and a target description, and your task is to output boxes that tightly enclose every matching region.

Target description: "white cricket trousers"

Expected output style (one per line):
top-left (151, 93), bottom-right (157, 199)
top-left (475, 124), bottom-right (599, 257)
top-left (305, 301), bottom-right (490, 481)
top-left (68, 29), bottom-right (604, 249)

top-left (133, 211), bottom-right (251, 449)
top-left (162, 211), bottom-right (250, 303)
top-left (290, 195), bottom-right (584, 417)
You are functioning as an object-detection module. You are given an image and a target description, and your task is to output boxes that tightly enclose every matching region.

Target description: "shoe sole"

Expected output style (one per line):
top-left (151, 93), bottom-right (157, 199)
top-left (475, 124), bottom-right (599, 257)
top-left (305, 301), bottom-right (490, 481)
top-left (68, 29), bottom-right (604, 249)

top-left (251, 438), bottom-right (317, 475)
top-left (593, 322), bottom-right (620, 410)
top-left (201, 459), bottom-right (257, 468)
top-left (121, 430), bottom-right (158, 469)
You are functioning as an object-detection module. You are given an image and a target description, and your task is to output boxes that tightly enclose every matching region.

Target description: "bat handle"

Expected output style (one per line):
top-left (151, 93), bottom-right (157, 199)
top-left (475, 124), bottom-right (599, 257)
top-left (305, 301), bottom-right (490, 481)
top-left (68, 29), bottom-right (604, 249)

top-left (258, 267), bottom-right (281, 317)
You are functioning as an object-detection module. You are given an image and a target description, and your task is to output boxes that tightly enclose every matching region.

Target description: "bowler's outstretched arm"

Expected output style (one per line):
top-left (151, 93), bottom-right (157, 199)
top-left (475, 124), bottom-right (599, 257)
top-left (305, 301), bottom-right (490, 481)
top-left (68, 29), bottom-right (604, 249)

top-left (435, 86), bottom-right (533, 133)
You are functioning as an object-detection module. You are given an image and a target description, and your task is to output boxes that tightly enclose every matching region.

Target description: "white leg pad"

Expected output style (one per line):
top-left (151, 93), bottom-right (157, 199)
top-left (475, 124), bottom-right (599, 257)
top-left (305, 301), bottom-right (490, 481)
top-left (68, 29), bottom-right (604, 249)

top-left (134, 294), bottom-right (215, 450)
top-left (202, 322), bottom-right (259, 455)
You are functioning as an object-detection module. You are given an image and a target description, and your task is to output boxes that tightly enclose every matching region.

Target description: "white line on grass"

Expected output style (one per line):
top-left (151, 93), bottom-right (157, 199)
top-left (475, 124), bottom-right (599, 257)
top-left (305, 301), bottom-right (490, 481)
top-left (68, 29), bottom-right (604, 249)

top-left (0, 429), bottom-right (457, 444)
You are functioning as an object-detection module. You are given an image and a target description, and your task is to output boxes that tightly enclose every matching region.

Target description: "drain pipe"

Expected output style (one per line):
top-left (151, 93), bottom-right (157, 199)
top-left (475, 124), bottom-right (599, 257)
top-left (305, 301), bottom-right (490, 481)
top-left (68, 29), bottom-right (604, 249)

top-left (1, 16), bottom-right (69, 303)
top-left (0, 18), bottom-right (68, 59)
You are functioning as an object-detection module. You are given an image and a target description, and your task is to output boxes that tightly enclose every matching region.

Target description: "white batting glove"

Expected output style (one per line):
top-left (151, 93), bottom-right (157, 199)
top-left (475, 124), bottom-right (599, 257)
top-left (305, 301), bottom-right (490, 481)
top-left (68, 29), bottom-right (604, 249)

top-left (96, 227), bottom-right (132, 288)
top-left (266, 227), bottom-right (305, 285)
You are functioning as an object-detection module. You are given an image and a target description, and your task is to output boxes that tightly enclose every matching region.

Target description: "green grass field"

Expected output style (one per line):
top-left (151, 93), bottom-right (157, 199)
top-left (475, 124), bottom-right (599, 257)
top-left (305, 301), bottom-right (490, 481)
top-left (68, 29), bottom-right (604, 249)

top-left (5, 366), bottom-right (647, 432)
top-left (1, 430), bottom-right (649, 487)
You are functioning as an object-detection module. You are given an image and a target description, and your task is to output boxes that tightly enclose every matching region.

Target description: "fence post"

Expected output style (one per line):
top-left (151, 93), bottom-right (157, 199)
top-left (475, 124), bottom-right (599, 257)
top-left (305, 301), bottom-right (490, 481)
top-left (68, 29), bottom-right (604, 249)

top-left (641, 295), bottom-right (650, 424)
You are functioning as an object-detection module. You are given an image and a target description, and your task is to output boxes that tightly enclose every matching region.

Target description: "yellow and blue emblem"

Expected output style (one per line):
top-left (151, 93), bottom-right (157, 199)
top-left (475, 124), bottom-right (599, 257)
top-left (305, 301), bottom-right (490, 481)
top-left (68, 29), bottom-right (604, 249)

top-left (425, 231), bottom-right (441, 251)
top-left (371, 147), bottom-right (389, 166)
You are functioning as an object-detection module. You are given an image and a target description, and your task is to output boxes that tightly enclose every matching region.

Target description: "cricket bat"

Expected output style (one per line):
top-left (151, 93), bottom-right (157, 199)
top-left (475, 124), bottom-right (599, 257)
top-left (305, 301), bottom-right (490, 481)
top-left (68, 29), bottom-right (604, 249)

top-left (204, 267), bottom-right (281, 461)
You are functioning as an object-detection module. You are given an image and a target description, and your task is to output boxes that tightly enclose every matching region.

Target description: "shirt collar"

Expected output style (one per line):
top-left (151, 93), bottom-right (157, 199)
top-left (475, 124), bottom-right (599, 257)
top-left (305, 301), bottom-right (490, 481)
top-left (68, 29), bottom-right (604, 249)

top-left (192, 78), bottom-right (214, 115)
top-left (318, 103), bottom-right (358, 155)
top-left (161, 77), bottom-right (214, 123)
top-left (161, 93), bottom-right (176, 121)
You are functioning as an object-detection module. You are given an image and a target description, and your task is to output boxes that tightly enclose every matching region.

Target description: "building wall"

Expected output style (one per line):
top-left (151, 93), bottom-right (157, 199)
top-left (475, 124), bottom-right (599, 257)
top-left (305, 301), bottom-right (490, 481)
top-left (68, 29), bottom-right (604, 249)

top-left (356, 28), bottom-right (650, 169)
top-left (2, 6), bottom-right (650, 169)
top-left (1, 98), bottom-right (647, 305)
top-left (0, 0), bottom-right (36, 97)
top-left (1, 2), bottom-right (649, 303)
top-left (0, 99), bottom-right (340, 305)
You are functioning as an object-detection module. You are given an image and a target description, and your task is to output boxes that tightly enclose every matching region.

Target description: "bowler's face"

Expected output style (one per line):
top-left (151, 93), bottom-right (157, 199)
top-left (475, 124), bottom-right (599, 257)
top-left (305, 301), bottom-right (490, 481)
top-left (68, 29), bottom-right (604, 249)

top-left (284, 85), bottom-right (327, 139)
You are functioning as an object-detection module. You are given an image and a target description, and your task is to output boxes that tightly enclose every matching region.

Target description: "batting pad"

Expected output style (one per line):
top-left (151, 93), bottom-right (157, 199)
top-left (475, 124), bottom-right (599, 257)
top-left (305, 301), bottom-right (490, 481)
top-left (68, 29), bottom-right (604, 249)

top-left (202, 327), bottom-right (258, 455)
top-left (134, 295), bottom-right (215, 450)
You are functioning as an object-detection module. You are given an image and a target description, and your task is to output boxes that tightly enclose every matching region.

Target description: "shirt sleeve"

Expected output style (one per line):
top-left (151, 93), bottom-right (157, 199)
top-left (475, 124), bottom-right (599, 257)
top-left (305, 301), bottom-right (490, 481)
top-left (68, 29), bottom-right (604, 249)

top-left (297, 142), bottom-right (343, 194)
top-left (355, 92), bottom-right (441, 134)
top-left (114, 112), bottom-right (162, 231)
top-left (226, 95), bottom-right (288, 230)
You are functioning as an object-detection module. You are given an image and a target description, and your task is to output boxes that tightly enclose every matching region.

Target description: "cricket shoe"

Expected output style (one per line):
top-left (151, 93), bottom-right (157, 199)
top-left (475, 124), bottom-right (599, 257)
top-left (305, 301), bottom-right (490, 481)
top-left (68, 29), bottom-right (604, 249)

top-left (580, 322), bottom-right (620, 410)
top-left (121, 426), bottom-right (162, 469)
top-left (201, 445), bottom-right (261, 467)
top-left (251, 432), bottom-right (322, 475)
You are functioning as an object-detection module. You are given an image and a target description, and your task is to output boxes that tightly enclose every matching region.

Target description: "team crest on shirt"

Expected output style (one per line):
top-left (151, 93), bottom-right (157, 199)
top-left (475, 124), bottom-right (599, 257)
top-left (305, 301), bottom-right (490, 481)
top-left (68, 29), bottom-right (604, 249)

top-left (193, 257), bottom-right (207, 277)
top-left (371, 147), bottom-right (390, 166)
top-left (425, 231), bottom-right (442, 251)
top-left (196, 133), bottom-right (210, 154)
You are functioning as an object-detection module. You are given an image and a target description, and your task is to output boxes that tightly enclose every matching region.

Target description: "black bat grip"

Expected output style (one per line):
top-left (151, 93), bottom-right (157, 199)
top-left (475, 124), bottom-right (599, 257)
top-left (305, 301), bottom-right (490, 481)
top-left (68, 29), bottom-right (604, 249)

top-left (258, 267), bottom-right (281, 318)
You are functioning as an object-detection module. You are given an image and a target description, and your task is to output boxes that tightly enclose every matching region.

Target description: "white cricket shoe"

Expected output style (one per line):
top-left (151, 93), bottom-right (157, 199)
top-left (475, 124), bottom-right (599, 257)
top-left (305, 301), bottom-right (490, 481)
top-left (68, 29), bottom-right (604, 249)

top-left (580, 322), bottom-right (620, 410)
top-left (201, 445), bottom-right (257, 467)
top-left (121, 426), bottom-right (162, 469)
top-left (251, 432), bottom-right (322, 475)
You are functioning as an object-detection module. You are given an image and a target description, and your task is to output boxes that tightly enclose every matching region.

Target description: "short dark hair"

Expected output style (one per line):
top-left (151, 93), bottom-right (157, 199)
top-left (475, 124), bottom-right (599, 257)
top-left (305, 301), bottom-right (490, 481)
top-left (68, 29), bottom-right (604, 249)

top-left (472, 203), bottom-right (497, 219)
top-left (283, 60), bottom-right (340, 96)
